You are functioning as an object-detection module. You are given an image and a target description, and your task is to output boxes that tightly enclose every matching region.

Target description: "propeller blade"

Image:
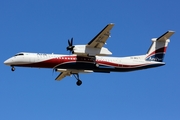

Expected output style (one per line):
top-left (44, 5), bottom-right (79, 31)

top-left (68, 39), bottom-right (71, 46)
top-left (71, 38), bottom-right (73, 46)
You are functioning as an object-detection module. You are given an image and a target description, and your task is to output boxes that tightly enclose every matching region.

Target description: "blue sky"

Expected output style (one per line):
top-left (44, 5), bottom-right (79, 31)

top-left (0, 0), bottom-right (180, 120)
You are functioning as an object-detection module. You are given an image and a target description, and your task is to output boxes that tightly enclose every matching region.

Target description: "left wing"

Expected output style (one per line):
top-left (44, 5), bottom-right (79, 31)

top-left (87, 23), bottom-right (114, 48)
top-left (55, 69), bottom-right (93, 81)
top-left (55, 71), bottom-right (71, 81)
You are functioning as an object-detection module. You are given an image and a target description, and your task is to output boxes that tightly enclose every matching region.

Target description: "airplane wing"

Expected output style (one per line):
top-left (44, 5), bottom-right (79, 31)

top-left (55, 71), bottom-right (71, 81)
top-left (87, 23), bottom-right (114, 48)
top-left (55, 69), bottom-right (93, 81)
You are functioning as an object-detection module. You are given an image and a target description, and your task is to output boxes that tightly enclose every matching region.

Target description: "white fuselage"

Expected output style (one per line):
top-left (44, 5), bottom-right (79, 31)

top-left (4, 52), bottom-right (165, 72)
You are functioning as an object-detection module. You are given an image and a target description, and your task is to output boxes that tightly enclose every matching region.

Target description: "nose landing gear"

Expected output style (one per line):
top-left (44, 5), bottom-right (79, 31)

top-left (11, 66), bottom-right (15, 71)
top-left (73, 73), bottom-right (82, 86)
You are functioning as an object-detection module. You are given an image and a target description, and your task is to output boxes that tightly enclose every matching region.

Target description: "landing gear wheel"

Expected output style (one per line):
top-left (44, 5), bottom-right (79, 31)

top-left (76, 80), bottom-right (82, 86)
top-left (73, 74), bottom-right (82, 86)
top-left (11, 67), bottom-right (15, 71)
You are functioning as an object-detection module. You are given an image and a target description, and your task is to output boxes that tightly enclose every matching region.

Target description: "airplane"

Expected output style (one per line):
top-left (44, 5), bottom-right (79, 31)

top-left (4, 23), bottom-right (175, 86)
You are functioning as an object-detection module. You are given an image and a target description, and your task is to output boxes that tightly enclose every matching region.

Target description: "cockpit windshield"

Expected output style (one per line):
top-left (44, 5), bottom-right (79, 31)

top-left (14, 53), bottom-right (24, 56)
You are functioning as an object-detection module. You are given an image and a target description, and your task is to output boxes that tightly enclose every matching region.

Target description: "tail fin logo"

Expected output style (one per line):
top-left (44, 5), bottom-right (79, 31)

top-left (146, 55), bottom-right (163, 62)
top-left (146, 47), bottom-right (166, 62)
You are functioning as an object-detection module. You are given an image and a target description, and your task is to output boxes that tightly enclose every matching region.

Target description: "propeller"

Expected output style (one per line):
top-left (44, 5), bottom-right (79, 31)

top-left (66, 38), bottom-right (74, 54)
top-left (52, 67), bottom-right (56, 76)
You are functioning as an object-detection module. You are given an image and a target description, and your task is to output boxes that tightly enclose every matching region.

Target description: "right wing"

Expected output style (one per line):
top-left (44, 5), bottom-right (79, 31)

top-left (87, 23), bottom-right (114, 48)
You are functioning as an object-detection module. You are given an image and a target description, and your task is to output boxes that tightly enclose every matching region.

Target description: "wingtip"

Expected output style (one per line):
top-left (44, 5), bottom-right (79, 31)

top-left (108, 23), bottom-right (115, 27)
top-left (168, 30), bottom-right (175, 33)
top-left (109, 23), bottom-right (115, 25)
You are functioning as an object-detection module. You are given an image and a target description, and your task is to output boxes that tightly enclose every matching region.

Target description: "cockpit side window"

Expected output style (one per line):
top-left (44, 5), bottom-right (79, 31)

top-left (14, 53), bottom-right (24, 56)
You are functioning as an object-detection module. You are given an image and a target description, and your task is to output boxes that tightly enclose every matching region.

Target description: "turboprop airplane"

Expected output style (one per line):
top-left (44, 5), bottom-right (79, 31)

top-left (4, 23), bottom-right (175, 86)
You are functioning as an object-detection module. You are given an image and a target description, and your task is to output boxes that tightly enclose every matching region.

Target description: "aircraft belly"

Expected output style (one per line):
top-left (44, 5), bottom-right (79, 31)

top-left (56, 62), bottom-right (96, 69)
top-left (56, 62), bottom-right (117, 72)
top-left (56, 62), bottom-right (165, 72)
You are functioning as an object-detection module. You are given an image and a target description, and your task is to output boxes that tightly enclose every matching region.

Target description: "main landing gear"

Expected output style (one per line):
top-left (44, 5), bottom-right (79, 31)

top-left (11, 66), bottom-right (15, 71)
top-left (73, 73), bottom-right (82, 86)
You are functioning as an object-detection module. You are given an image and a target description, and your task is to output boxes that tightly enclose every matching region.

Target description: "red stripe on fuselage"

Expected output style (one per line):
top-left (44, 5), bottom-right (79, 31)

top-left (14, 56), bottom-right (74, 68)
top-left (15, 56), bottom-right (96, 68)
top-left (97, 60), bottom-right (148, 68)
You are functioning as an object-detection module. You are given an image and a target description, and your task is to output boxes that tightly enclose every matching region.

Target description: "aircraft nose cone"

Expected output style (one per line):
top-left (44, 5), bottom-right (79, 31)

top-left (4, 59), bottom-right (11, 65)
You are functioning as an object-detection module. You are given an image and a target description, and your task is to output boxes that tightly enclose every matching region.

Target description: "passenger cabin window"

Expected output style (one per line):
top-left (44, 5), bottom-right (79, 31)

top-left (14, 53), bottom-right (24, 56)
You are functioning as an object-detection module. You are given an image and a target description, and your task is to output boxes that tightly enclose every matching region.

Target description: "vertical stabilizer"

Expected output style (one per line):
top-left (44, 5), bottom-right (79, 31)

top-left (146, 31), bottom-right (175, 62)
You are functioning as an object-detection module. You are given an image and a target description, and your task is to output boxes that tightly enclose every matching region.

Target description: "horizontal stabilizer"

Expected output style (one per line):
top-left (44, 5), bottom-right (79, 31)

top-left (157, 31), bottom-right (175, 42)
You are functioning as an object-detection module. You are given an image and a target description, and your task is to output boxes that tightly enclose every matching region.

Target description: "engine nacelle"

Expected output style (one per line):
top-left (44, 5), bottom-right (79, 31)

top-left (72, 45), bottom-right (112, 56)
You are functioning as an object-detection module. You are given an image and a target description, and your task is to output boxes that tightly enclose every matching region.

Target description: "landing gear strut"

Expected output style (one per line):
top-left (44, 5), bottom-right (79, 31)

top-left (11, 66), bottom-right (15, 71)
top-left (73, 73), bottom-right (82, 86)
